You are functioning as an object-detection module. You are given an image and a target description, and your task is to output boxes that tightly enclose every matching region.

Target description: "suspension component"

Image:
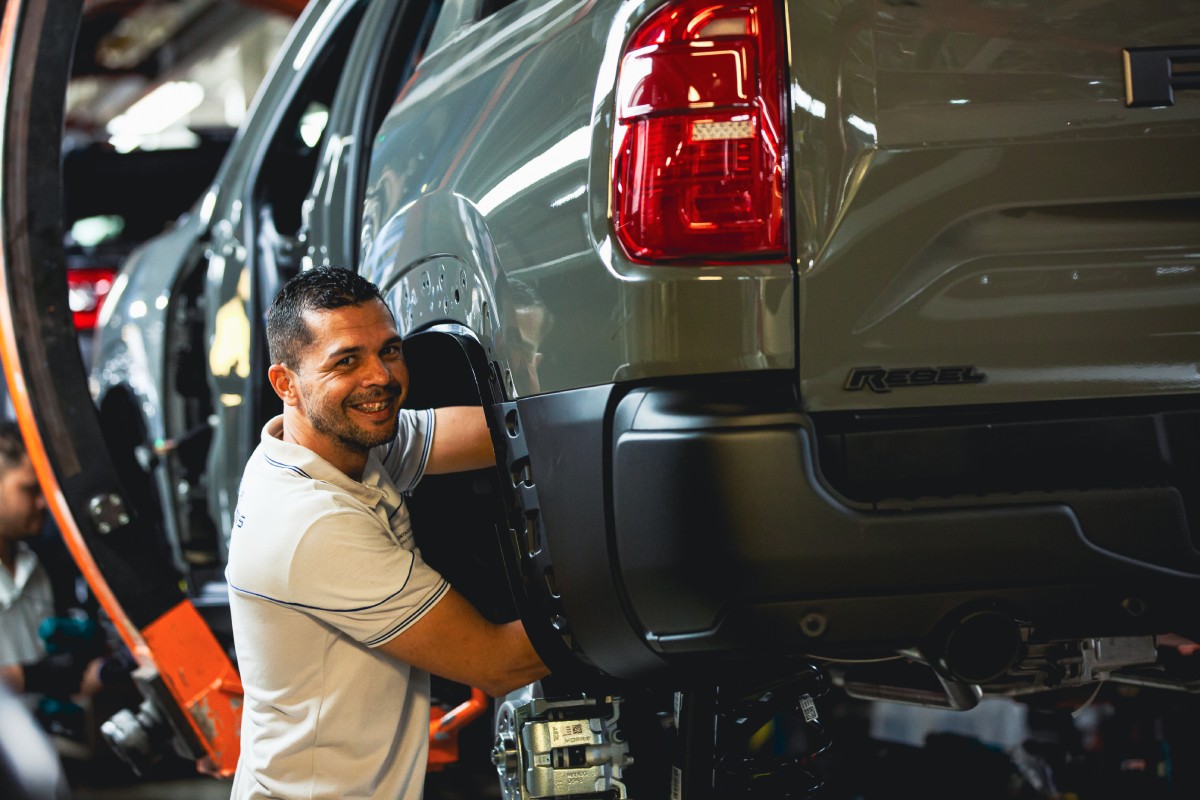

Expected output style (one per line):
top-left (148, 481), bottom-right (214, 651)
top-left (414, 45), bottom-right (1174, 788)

top-left (713, 665), bottom-right (832, 799)
top-left (493, 694), bottom-right (633, 800)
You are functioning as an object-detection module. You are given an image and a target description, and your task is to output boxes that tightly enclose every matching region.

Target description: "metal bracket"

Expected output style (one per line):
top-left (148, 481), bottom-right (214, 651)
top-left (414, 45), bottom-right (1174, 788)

top-left (494, 693), bottom-right (633, 800)
top-left (88, 492), bottom-right (131, 534)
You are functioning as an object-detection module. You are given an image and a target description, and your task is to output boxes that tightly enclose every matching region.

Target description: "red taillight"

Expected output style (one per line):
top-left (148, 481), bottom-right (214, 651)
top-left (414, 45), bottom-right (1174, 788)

top-left (67, 267), bottom-right (117, 331)
top-left (612, 0), bottom-right (787, 263)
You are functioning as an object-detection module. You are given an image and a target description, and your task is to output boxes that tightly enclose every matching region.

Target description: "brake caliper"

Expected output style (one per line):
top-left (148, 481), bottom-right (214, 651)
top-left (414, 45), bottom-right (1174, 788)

top-left (493, 695), bottom-right (633, 799)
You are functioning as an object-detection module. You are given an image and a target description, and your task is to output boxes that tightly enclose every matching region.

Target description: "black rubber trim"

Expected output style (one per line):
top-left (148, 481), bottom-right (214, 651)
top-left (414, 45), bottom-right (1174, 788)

top-left (502, 386), bottom-right (672, 681)
top-left (501, 374), bottom-right (1200, 679)
top-left (401, 328), bottom-right (593, 679)
top-left (611, 377), bottom-right (1200, 661)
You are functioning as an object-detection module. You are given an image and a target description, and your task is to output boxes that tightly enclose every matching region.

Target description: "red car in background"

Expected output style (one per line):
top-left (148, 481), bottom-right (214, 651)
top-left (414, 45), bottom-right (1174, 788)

top-left (62, 134), bottom-right (231, 360)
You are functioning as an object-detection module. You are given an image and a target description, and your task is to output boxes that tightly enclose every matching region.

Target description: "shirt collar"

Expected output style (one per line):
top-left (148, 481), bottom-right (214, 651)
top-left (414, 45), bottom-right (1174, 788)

top-left (0, 542), bottom-right (40, 602)
top-left (260, 416), bottom-right (387, 507)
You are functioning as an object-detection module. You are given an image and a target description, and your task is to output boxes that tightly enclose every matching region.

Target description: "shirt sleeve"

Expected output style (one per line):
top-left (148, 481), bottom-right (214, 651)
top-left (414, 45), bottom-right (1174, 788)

top-left (375, 407), bottom-right (435, 493)
top-left (287, 508), bottom-right (448, 648)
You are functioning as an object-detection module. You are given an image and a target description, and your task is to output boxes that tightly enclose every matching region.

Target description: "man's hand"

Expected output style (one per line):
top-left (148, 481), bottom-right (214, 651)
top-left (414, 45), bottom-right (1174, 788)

top-left (1160, 633), bottom-right (1199, 656)
top-left (426, 406), bottom-right (495, 474)
top-left (80, 658), bottom-right (105, 697)
top-left (195, 755), bottom-right (223, 778)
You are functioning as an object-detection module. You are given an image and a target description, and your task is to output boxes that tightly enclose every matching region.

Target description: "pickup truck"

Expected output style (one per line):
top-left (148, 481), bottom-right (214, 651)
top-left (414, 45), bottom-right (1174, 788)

top-left (6, 0), bottom-right (1199, 796)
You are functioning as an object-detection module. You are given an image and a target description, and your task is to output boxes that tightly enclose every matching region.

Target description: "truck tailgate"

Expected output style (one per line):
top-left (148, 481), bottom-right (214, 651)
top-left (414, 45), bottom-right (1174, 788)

top-left (788, 0), bottom-right (1200, 411)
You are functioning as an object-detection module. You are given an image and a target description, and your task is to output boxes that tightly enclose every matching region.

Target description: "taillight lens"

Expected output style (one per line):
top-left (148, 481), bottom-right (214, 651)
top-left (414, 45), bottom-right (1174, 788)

top-left (613, 0), bottom-right (787, 263)
top-left (67, 267), bottom-right (117, 331)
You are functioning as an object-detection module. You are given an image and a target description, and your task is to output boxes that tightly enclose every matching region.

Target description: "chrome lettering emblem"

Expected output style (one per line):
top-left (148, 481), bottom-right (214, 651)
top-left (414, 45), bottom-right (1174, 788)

top-left (845, 366), bottom-right (987, 393)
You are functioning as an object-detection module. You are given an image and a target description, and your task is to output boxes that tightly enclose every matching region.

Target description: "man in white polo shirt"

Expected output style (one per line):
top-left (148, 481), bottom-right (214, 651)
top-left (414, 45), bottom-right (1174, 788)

top-left (226, 267), bottom-right (548, 799)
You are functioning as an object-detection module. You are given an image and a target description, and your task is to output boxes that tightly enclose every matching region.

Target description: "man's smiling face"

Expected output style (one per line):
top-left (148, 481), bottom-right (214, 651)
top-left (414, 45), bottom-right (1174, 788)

top-left (289, 298), bottom-right (410, 462)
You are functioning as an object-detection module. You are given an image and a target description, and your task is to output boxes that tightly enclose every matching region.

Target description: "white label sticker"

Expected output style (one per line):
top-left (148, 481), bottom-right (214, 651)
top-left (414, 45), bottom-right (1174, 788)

top-left (800, 695), bottom-right (819, 723)
top-left (547, 720), bottom-right (594, 747)
top-left (671, 765), bottom-right (683, 800)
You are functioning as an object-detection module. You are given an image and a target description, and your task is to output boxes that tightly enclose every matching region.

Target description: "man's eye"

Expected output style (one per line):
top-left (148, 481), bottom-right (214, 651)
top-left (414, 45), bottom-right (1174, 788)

top-left (381, 345), bottom-right (401, 359)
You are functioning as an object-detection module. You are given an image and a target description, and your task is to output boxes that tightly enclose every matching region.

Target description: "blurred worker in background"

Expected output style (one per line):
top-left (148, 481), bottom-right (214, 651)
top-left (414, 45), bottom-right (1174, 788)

top-left (0, 420), bottom-right (59, 694)
top-left (0, 421), bottom-right (129, 731)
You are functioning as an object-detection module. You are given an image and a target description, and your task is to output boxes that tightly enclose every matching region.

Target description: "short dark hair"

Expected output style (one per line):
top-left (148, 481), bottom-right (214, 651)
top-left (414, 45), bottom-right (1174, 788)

top-left (0, 421), bottom-right (29, 474)
top-left (266, 267), bottom-right (388, 367)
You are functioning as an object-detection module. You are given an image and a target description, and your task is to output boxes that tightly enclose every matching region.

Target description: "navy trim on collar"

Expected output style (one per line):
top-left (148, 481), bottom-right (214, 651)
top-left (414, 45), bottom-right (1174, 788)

top-left (262, 453), bottom-right (313, 480)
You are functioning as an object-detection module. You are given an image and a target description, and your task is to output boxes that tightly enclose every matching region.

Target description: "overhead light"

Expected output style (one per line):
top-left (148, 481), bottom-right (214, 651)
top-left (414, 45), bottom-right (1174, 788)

top-left (69, 215), bottom-right (125, 247)
top-left (107, 81), bottom-right (205, 152)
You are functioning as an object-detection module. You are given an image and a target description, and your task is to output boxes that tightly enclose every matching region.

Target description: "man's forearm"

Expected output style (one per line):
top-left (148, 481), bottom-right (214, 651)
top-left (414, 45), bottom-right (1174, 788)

top-left (426, 406), bottom-right (495, 474)
top-left (380, 589), bottom-right (550, 697)
top-left (0, 663), bottom-right (24, 693)
top-left (489, 620), bottom-right (551, 697)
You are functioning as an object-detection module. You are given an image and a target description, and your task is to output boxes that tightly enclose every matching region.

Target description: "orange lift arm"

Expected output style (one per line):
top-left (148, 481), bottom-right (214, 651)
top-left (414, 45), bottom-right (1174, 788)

top-left (0, 0), bottom-right (242, 776)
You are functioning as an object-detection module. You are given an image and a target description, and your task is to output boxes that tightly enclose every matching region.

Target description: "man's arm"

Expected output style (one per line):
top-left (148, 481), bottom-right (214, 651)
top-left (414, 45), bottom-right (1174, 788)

top-left (425, 406), bottom-right (495, 474)
top-left (0, 656), bottom-right (93, 696)
top-left (377, 588), bottom-right (548, 697)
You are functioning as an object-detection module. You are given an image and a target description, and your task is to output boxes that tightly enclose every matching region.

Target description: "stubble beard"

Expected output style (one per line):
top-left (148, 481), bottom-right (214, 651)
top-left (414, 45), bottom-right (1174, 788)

top-left (301, 384), bottom-right (400, 454)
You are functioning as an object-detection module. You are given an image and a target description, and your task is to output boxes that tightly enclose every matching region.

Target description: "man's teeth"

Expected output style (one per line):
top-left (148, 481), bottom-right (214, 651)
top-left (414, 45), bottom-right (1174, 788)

top-left (358, 401), bottom-right (389, 412)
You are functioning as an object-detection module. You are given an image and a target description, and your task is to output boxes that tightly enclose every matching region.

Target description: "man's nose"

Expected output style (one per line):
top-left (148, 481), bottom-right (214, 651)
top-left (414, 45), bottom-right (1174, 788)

top-left (361, 355), bottom-right (392, 385)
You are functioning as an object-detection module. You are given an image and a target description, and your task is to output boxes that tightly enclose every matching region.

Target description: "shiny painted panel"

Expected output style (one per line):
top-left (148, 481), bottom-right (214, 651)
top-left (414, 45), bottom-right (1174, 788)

top-left (789, 0), bottom-right (1200, 411)
top-left (303, 0), bottom-right (435, 271)
top-left (363, 0), bottom-right (794, 397)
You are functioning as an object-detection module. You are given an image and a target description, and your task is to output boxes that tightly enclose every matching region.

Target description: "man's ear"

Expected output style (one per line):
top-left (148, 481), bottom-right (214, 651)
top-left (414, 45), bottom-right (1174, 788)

top-left (268, 364), bottom-right (300, 407)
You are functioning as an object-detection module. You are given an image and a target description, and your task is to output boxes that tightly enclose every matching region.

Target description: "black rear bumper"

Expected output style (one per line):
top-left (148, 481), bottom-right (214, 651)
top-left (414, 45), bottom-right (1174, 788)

top-left (496, 374), bottom-right (1200, 682)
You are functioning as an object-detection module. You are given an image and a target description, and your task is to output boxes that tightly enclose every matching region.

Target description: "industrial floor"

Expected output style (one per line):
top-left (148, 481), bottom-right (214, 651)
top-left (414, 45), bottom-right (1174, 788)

top-left (55, 688), bottom-right (1200, 799)
top-left (54, 685), bottom-right (503, 800)
top-left (63, 750), bottom-right (501, 800)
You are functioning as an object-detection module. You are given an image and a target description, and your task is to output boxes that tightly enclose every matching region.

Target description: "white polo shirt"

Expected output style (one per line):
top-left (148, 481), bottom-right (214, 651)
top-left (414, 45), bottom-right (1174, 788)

top-left (227, 410), bottom-right (449, 800)
top-left (0, 542), bottom-right (53, 666)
